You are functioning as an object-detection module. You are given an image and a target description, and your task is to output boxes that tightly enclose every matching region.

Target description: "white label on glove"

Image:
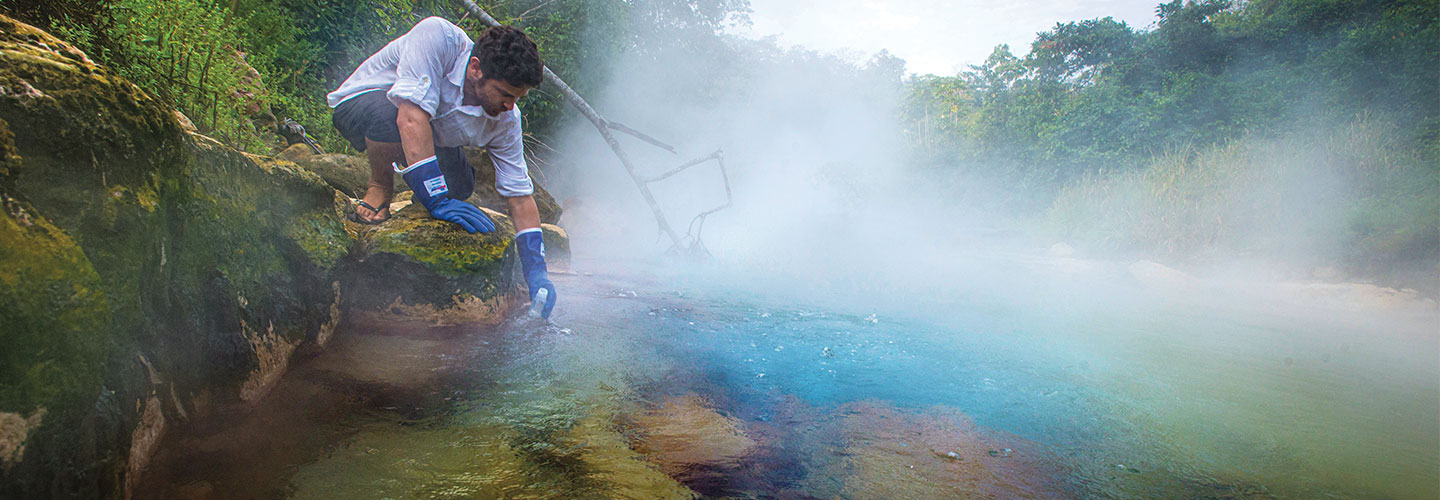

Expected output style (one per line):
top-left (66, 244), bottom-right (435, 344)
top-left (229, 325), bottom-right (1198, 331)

top-left (423, 175), bottom-right (448, 196)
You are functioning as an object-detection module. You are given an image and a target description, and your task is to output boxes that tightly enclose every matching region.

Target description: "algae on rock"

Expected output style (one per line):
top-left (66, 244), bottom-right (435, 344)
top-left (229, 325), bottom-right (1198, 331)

top-left (0, 196), bottom-right (109, 421)
top-left (342, 197), bottom-right (523, 324)
top-left (0, 15), bottom-right (349, 499)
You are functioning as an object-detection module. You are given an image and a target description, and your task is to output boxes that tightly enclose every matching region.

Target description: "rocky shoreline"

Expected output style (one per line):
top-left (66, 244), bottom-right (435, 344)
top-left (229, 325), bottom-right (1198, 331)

top-left (0, 16), bottom-right (566, 499)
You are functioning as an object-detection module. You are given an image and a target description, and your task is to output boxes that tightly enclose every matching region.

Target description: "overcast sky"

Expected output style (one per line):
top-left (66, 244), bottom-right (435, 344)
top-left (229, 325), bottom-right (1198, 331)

top-left (732, 0), bottom-right (1162, 76)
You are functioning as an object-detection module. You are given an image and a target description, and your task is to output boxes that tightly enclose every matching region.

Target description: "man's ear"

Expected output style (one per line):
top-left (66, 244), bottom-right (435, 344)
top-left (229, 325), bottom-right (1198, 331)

top-left (469, 57), bottom-right (484, 80)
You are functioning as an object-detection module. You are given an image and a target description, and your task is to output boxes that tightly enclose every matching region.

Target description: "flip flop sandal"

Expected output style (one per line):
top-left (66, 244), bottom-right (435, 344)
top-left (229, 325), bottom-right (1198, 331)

top-left (346, 199), bottom-right (391, 225)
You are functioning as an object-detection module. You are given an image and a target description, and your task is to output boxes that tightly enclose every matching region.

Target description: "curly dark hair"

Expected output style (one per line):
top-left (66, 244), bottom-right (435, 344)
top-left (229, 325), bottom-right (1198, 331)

top-left (470, 25), bottom-right (543, 88)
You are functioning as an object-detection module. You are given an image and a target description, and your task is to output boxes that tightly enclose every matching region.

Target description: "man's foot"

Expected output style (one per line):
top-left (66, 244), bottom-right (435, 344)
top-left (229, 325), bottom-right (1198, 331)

top-left (347, 199), bottom-right (391, 225)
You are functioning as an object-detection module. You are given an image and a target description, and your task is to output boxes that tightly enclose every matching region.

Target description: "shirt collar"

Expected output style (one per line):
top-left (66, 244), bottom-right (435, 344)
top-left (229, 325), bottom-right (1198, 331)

top-left (447, 39), bottom-right (472, 87)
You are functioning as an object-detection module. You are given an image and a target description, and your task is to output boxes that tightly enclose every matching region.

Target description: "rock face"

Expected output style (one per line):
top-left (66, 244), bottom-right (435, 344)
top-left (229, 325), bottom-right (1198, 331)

top-left (285, 150), bottom-right (409, 199)
top-left (339, 196), bottom-right (570, 324)
top-left (341, 194), bottom-right (521, 325)
top-left (0, 16), bottom-right (346, 499)
top-left (0, 16), bottom-right (565, 499)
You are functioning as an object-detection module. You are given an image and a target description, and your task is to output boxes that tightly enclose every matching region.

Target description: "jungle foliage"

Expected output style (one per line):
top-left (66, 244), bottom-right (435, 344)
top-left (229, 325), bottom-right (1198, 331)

top-left (901, 0), bottom-right (1438, 187)
top-left (898, 0), bottom-right (1437, 283)
top-left (1, 0), bottom-right (750, 152)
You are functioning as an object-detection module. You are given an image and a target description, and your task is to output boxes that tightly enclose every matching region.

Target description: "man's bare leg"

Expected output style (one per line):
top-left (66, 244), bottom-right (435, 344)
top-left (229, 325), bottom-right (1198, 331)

top-left (356, 139), bottom-right (404, 222)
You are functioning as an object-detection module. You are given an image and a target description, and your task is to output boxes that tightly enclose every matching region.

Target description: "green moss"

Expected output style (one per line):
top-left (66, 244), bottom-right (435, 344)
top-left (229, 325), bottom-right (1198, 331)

top-left (0, 197), bottom-right (111, 414)
top-left (338, 203), bottom-right (520, 312)
top-left (163, 141), bottom-right (352, 345)
top-left (0, 117), bottom-right (16, 178)
top-left (2, 11), bottom-right (355, 398)
top-left (0, 46), bottom-right (181, 186)
top-left (0, 17), bottom-right (369, 498)
top-left (370, 206), bottom-right (513, 279)
top-left (218, 149), bottom-right (353, 276)
top-left (287, 212), bottom-right (349, 270)
top-left (1, 18), bottom-right (185, 240)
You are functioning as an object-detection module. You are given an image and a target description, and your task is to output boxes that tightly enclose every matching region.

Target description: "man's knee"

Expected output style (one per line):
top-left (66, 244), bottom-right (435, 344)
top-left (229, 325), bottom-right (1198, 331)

top-left (364, 140), bottom-right (404, 160)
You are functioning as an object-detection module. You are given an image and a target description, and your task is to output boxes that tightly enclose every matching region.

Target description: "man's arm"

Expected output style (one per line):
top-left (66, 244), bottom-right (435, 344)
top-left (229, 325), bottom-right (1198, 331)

top-left (487, 107), bottom-right (553, 317)
top-left (509, 194), bottom-right (555, 318)
top-left (396, 101), bottom-right (436, 165)
top-left (506, 195), bottom-right (542, 231)
top-left (392, 100), bottom-right (494, 233)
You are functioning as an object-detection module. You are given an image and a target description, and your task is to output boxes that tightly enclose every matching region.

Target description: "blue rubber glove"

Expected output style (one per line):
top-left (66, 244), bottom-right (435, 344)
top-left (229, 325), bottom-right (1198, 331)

top-left (396, 156), bottom-right (494, 233)
top-left (516, 229), bottom-right (557, 318)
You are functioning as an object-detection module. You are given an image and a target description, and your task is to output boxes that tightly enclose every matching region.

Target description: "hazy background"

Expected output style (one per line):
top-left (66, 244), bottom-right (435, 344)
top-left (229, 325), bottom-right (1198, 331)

top-left (740, 0), bottom-right (1160, 74)
top-left (8, 0), bottom-right (1434, 497)
top-left (546, 1), bottom-right (1435, 310)
top-left (539, 7), bottom-right (1438, 495)
top-left (539, 0), bottom-right (1437, 307)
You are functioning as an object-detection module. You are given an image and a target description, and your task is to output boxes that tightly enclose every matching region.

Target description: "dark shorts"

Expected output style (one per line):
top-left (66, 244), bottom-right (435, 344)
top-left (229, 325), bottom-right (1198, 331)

top-left (331, 89), bottom-right (474, 200)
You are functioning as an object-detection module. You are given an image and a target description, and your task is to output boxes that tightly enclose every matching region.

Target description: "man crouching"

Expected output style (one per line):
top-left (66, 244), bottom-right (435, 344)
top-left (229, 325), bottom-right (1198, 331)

top-left (327, 17), bottom-right (556, 318)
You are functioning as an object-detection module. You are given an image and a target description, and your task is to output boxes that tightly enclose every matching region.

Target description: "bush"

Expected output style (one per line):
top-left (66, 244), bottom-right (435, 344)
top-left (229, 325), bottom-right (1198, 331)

top-left (1041, 114), bottom-right (1438, 280)
top-left (106, 0), bottom-right (278, 150)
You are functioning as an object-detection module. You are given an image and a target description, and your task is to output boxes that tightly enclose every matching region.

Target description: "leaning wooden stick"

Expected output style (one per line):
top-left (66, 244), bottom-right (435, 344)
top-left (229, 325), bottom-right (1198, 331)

top-left (455, 0), bottom-right (684, 248)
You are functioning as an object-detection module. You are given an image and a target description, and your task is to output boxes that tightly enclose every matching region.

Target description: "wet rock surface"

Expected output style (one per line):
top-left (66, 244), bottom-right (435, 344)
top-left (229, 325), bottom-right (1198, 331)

top-left (1, 15), bottom-right (349, 498)
top-left (337, 188), bottom-right (571, 325)
top-left (783, 399), bottom-right (1063, 499)
top-left (631, 394), bottom-right (757, 481)
top-left (339, 192), bottom-right (532, 327)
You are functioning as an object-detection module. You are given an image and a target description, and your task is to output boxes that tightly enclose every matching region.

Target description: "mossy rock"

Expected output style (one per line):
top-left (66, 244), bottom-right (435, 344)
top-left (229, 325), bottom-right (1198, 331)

top-left (278, 143), bottom-right (317, 163)
top-left (0, 14), bottom-right (571, 497)
top-left (288, 152), bottom-right (408, 199)
top-left (541, 223), bottom-right (571, 270)
top-left (0, 117), bottom-right (16, 178)
top-left (0, 16), bottom-right (352, 498)
top-left (0, 17), bottom-right (181, 201)
top-left (0, 195), bottom-right (131, 498)
top-left (340, 188), bottom-right (573, 317)
top-left (342, 197), bottom-right (520, 315)
top-left (0, 196), bottom-right (110, 416)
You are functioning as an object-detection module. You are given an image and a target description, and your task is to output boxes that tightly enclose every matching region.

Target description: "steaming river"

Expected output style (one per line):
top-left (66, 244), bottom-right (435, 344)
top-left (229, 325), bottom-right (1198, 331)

top-left (139, 258), bottom-right (1439, 499)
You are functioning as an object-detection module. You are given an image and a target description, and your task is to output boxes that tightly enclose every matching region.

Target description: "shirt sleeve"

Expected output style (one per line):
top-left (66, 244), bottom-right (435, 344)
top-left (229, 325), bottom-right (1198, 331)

top-left (385, 17), bottom-right (457, 116)
top-left (490, 114), bottom-right (535, 197)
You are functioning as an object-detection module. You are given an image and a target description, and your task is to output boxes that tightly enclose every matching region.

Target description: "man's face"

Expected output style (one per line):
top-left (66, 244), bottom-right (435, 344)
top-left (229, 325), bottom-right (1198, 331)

top-left (465, 57), bottom-right (531, 116)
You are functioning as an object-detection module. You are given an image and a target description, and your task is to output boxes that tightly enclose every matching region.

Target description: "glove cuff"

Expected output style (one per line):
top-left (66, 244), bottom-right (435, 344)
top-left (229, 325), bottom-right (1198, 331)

top-left (516, 229), bottom-right (547, 276)
top-left (395, 156), bottom-right (447, 209)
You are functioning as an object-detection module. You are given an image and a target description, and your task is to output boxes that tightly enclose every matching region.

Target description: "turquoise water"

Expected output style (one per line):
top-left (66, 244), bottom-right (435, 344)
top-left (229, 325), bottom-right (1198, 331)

top-left (140, 261), bottom-right (1440, 499)
top-left (613, 264), bottom-right (1440, 499)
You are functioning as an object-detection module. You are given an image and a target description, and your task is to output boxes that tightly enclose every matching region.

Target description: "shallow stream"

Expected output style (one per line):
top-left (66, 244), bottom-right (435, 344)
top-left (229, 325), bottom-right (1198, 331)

top-left (139, 259), bottom-right (1439, 499)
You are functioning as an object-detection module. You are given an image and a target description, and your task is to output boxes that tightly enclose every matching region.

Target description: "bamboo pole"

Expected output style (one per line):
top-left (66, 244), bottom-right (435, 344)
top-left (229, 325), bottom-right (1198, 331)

top-left (454, 0), bottom-right (683, 248)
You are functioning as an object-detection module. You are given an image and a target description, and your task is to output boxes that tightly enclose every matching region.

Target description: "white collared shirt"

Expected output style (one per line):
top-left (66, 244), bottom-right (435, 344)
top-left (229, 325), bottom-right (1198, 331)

top-left (326, 17), bottom-right (533, 197)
